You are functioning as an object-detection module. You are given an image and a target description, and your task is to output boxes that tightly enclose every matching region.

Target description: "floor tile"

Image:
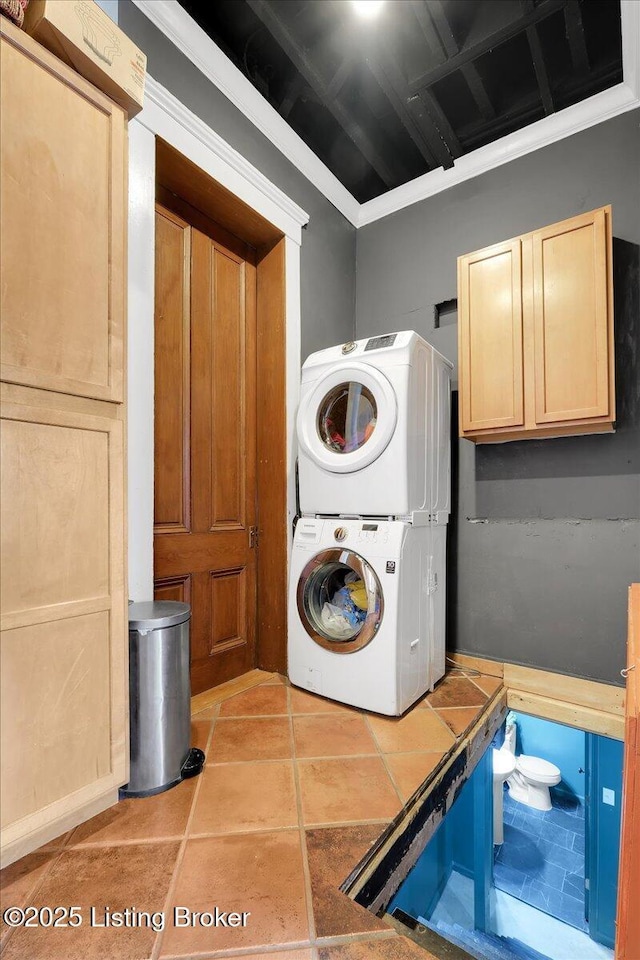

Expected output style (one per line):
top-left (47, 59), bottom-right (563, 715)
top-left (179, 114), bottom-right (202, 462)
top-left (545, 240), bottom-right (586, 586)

top-left (317, 935), bottom-right (427, 959)
top-left (190, 761), bottom-right (297, 834)
top-left (497, 826), bottom-right (545, 872)
top-left (293, 714), bottom-right (378, 758)
top-left (434, 707), bottom-right (479, 737)
top-left (538, 840), bottom-right (584, 876)
top-left (470, 675), bottom-right (503, 697)
top-left (368, 710), bottom-right (455, 755)
top-left (424, 676), bottom-right (487, 709)
top-left (262, 673), bottom-right (288, 685)
top-left (191, 702), bottom-right (220, 720)
top-left (208, 717), bottom-right (292, 762)
top-left (305, 825), bottom-right (390, 938)
top-left (298, 757), bottom-right (400, 824)
top-left (0, 849), bottom-right (60, 945)
top-left (160, 832), bottom-right (308, 956)
top-left (384, 752), bottom-right (445, 801)
top-left (510, 809), bottom-right (544, 838)
top-left (493, 861), bottom-right (525, 899)
top-left (545, 805), bottom-right (584, 834)
top-left (2, 843), bottom-right (179, 960)
top-left (231, 951), bottom-right (313, 960)
top-left (290, 687), bottom-right (351, 714)
top-left (572, 833), bottom-right (585, 854)
top-left (191, 719), bottom-right (213, 753)
top-left (218, 684), bottom-right (289, 717)
top-left (539, 820), bottom-right (574, 849)
top-left (563, 872), bottom-right (586, 898)
top-left (68, 779), bottom-right (197, 846)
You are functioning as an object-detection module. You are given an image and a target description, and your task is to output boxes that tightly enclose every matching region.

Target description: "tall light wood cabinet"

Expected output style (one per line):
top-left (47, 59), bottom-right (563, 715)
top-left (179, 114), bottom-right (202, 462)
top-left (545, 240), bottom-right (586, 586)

top-left (0, 19), bottom-right (128, 867)
top-left (458, 206), bottom-right (615, 443)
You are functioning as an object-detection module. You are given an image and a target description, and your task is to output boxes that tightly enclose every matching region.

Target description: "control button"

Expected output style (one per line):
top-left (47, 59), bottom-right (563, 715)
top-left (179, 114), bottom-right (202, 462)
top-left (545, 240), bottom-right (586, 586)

top-left (334, 526), bottom-right (348, 542)
top-left (341, 341), bottom-right (357, 355)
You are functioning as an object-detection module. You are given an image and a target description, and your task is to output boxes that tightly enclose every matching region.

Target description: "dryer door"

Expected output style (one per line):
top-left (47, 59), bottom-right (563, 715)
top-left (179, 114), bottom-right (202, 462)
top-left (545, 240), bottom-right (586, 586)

top-left (297, 363), bottom-right (397, 474)
top-left (297, 548), bottom-right (384, 653)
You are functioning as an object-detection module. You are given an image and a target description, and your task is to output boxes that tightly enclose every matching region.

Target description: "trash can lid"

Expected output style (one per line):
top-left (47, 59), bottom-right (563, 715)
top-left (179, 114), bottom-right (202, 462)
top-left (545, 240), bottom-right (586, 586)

top-left (128, 601), bottom-right (191, 630)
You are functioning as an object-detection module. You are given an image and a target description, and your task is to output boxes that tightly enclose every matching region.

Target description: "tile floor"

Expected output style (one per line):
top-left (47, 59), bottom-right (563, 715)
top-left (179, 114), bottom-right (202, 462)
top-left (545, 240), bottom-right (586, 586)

top-left (0, 669), bottom-right (503, 960)
top-left (494, 788), bottom-right (587, 931)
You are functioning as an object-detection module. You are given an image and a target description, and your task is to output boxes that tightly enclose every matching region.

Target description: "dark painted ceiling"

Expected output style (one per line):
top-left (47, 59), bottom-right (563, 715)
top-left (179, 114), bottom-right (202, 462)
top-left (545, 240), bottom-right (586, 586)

top-left (178, 0), bottom-right (623, 204)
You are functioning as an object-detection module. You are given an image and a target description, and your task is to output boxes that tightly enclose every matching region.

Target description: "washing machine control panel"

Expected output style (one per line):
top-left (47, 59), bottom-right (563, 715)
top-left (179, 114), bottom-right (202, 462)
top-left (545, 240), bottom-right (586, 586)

top-left (357, 523), bottom-right (389, 543)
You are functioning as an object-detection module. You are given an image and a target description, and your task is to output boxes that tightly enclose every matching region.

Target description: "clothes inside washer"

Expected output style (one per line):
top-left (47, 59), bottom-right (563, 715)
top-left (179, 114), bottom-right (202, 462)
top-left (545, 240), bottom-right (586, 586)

top-left (320, 580), bottom-right (367, 638)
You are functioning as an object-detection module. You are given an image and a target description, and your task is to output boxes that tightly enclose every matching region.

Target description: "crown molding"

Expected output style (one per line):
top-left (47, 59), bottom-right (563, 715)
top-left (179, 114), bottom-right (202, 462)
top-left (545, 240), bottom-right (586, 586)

top-left (132, 0), bottom-right (640, 230)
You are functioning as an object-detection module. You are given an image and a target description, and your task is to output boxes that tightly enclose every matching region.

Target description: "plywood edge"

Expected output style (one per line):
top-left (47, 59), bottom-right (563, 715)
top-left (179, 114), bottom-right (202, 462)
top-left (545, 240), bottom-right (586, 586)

top-left (504, 663), bottom-right (625, 716)
top-left (190, 668), bottom-right (275, 714)
top-left (0, 787), bottom-right (118, 869)
top-left (506, 690), bottom-right (624, 740)
top-left (448, 652), bottom-right (504, 678)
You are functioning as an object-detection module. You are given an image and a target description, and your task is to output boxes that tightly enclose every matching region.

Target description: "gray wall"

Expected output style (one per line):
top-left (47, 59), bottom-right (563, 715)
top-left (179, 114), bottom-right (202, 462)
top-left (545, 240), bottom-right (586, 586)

top-left (118, 1), bottom-right (356, 359)
top-left (356, 111), bottom-right (640, 685)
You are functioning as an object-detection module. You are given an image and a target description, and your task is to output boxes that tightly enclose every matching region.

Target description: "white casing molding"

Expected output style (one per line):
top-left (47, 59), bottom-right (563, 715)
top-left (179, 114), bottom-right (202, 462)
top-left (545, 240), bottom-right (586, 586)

top-left (128, 74), bottom-right (306, 599)
top-left (132, 0), bottom-right (640, 229)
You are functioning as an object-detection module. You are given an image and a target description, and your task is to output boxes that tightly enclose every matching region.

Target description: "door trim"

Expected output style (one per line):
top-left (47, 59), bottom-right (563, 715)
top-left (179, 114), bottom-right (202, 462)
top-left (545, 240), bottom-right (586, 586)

top-left (127, 77), bottom-right (305, 677)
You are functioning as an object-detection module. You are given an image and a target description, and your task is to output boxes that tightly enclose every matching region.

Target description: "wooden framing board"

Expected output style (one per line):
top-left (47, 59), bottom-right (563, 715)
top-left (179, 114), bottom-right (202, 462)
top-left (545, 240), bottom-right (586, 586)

top-left (507, 690), bottom-right (624, 740)
top-left (342, 691), bottom-right (507, 915)
top-left (615, 584), bottom-right (640, 960)
top-left (190, 668), bottom-right (276, 714)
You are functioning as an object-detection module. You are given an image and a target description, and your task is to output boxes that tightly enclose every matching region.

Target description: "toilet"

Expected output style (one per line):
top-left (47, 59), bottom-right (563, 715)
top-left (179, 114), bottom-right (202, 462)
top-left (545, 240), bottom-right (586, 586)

top-left (501, 713), bottom-right (562, 812)
top-left (507, 755), bottom-right (562, 811)
top-left (492, 748), bottom-right (516, 844)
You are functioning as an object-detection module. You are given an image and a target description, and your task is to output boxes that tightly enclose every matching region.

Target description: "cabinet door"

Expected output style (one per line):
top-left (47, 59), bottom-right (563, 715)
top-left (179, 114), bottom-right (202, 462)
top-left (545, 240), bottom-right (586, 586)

top-left (0, 402), bottom-right (127, 852)
top-left (532, 208), bottom-right (612, 424)
top-left (458, 239), bottom-right (524, 433)
top-left (0, 26), bottom-right (126, 402)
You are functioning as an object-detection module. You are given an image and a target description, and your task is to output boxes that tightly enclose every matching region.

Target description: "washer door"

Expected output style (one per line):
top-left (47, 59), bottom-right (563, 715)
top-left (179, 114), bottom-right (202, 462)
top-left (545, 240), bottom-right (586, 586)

top-left (297, 548), bottom-right (384, 653)
top-left (297, 363), bottom-right (397, 474)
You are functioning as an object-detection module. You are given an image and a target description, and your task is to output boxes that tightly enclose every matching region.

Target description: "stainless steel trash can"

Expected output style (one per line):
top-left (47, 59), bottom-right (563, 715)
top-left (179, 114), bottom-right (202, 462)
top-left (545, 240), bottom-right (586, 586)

top-left (121, 601), bottom-right (204, 798)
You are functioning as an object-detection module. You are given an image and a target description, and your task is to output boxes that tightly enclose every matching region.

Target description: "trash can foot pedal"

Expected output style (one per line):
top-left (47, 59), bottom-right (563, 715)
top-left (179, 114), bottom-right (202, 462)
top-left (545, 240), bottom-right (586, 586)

top-left (181, 747), bottom-right (205, 780)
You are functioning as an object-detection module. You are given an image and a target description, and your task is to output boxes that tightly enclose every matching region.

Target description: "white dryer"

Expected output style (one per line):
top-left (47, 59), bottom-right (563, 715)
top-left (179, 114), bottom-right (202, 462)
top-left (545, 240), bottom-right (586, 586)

top-left (296, 331), bottom-right (452, 519)
top-left (287, 516), bottom-right (446, 715)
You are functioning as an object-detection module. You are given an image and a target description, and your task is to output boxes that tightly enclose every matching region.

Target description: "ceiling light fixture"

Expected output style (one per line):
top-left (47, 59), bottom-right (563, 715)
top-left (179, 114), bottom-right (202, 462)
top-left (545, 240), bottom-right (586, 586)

top-left (351, 0), bottom-right (385, 19)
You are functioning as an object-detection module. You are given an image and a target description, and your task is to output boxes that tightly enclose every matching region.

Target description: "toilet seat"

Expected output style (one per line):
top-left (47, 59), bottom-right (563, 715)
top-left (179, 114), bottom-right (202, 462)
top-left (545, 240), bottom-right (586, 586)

top-left (517, 755), bottom-right (561, 785)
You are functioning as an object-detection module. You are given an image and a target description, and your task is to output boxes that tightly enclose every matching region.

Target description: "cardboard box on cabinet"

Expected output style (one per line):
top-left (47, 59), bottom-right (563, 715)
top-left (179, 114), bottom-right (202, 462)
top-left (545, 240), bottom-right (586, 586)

top-left (23, 0), bottom-right (146, 116)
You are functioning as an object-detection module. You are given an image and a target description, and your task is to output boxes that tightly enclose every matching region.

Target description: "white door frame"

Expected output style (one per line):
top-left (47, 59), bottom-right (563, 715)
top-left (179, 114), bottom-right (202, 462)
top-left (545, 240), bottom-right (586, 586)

top-left (127, 75), bottom-right (309, 601)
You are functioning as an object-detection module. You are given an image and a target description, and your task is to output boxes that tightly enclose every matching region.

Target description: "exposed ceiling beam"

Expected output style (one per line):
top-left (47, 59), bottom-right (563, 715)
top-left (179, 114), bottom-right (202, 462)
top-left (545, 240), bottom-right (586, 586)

top-left (422, 0), bottom-right (496, 121)
top-left (367, 43), bottom-right (455, 170)
top-left (326, 55), bottom-right (354, 100)
top-left (526, 24), bottom-right (555, 114)
top-left (564, 0), bottom-right (590, 75)
top-left (278, 73), bottom-right (306, 120)
top-left (245, 0), bottom-right (397, 187)
top-left (415, 87), bottom-right (462, 162)
top-left (408, 0), bottom-right (567, 95)
top-left (364, 56), bottom-right (439, 169)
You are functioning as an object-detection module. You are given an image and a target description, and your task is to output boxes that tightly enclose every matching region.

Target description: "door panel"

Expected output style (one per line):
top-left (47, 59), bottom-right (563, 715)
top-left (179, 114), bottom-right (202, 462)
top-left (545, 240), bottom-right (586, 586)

top-left (154, 206), bottom-right (257, 695)
top-left (458, 239), bottom-right (524, 432)
top-left (154, 208), bottom-right (190, 535)
top-left (533, 208), bottom-right (610, 424)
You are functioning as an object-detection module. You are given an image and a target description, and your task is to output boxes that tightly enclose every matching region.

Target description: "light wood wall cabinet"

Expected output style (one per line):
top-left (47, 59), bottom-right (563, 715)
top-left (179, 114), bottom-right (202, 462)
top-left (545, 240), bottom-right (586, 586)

top-left (458, 206), bottom-right (615, 442)
top-left (0, 19), bottom-right (128, 867)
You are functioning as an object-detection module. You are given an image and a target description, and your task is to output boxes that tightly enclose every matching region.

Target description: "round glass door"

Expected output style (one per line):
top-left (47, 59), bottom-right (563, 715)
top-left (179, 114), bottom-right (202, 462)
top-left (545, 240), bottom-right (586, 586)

top-left (297, 362), bottom-right (397, 474)
top-left (317, 382), bottom-right (377, 454)
top-left (297, 548), bottom-right (384, 653)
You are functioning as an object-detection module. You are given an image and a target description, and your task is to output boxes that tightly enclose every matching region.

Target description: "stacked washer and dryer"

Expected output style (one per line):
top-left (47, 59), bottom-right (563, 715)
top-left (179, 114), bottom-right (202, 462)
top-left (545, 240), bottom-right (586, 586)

top-left (288, 331), bottom-right (452, 716)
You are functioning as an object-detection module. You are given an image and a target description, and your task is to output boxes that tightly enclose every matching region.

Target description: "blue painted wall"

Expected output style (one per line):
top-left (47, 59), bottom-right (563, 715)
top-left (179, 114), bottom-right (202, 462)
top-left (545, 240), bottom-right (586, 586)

top-left (389, 753), bottom-right (492, 925)
top-left (587, 734), bottom-right (624, 948)
top-left (513, 712), bottom-right (586, 800)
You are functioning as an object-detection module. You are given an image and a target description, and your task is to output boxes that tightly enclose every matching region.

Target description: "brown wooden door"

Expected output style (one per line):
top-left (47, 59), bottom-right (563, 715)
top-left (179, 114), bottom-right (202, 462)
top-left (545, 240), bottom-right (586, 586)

top-left (458, 238), bottom-right (524, 434)
top-left (153, 203), bottom-right (257, 695)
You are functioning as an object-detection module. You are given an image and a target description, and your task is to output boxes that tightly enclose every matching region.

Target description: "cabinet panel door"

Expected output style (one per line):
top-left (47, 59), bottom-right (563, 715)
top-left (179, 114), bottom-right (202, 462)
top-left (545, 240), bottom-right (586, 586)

top-left (0, 402), bottom-right (127, 842)
top-left (458, 239), bottom-right (524, 432)
top-left (0, 28), bottom-right (126, 403)
top-left (532, 208), bottom-right (611, 424)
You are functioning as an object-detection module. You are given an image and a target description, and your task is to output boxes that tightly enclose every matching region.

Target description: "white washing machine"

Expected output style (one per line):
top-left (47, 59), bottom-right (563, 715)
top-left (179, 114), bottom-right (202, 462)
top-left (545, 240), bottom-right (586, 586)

top-left (288, 516), bottom-right (447, 715)
top-left (296, 331), bottom-right (452, 520)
